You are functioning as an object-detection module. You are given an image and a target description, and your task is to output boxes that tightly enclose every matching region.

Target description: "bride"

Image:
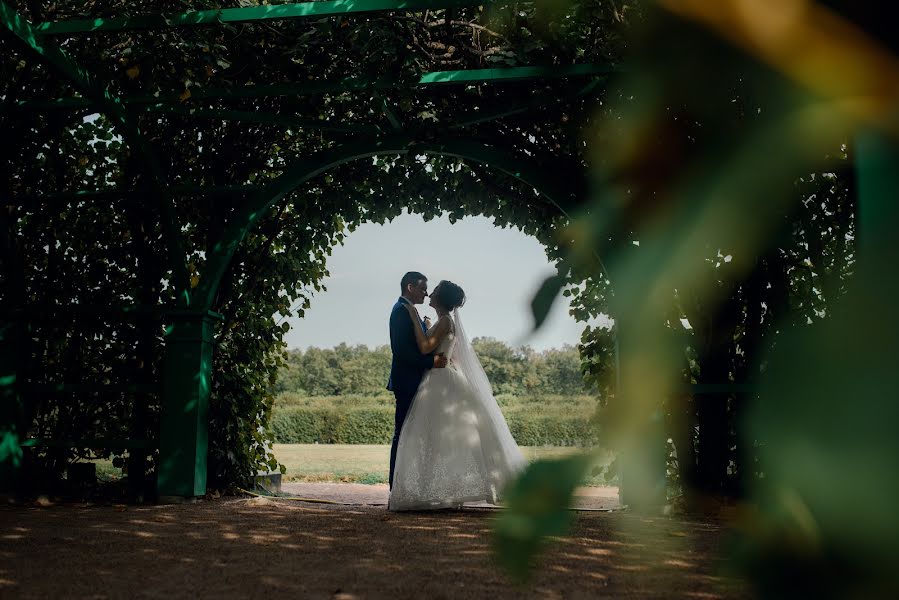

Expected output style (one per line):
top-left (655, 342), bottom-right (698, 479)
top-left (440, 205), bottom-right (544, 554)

top-left (388, 280), bottom-right (526, 511)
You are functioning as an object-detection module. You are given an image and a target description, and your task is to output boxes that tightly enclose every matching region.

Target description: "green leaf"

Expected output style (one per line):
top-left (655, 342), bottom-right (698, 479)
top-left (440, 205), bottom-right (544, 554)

top-left (530, 273), bottom-right (565, 331)
top-left (493, 454), bottom-right (594, 582)
top-left (0, 431), bottom-right (23, 466)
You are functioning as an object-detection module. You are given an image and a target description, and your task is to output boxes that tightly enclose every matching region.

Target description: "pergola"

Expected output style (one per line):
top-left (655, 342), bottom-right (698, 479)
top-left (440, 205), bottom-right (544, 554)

top-left (2, 1), bottom-right (897, 504)
top-left (1, 0), bottom-right (609, 500)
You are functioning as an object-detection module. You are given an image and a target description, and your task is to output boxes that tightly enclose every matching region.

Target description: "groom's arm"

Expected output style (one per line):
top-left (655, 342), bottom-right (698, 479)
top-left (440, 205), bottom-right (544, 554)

top-left (390, 308), bottom-right (438, 370)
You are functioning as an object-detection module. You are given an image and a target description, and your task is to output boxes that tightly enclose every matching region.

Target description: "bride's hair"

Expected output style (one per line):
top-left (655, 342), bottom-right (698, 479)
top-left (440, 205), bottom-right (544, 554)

top-left (435, 280), bottom-right (466, 310)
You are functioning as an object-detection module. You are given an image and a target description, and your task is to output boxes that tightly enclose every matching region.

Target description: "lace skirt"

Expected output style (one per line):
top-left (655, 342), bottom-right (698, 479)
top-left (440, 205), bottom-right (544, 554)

top-left (388, 365), bottom-right (525, 511)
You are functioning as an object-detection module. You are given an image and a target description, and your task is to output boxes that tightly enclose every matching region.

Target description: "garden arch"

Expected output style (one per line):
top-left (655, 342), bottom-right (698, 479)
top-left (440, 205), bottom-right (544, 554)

top-left (1, 1), bottom-right (603, 500)
top-left (158, 134), bottom-right (589, 498)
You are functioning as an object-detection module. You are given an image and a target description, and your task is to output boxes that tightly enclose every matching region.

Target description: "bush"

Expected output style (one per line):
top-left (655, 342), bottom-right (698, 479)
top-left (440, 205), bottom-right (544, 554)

top-left (505, 415), bottom-right (598, 446)
top-left (274, 393), bottom-right (394, 409)
top-left (271, 406), bottom-right (395, 444)
top-left (270, 401), bottom-right (599, 446)
top-left (273, 392), bottom-right (596, 412)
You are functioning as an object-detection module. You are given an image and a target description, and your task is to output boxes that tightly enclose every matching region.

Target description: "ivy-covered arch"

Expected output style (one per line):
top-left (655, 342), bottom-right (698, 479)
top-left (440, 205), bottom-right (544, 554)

top-left (156, 134), bottom-right (590, 499)
top-left (197, 134), bottom-right (586, 310)
top-left (1, 0), bottom-right (621, 499)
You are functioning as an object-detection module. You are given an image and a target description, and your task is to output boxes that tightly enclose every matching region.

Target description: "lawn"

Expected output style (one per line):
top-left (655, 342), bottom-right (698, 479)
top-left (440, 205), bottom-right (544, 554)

top-left (92, 444), bottom-right (617, 486)
top-left (273, 443), bottom-right (613, 485)
top-left (92, 444), bottom-right (612, 486)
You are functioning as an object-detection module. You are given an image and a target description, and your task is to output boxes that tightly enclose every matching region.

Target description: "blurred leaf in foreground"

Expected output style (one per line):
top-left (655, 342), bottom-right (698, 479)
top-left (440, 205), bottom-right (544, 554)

top-left (736, 134), bottom-right (899, 598)
top-left (493, 453), bottom-right (594, 581)
top-left (530, 272), bottom-right (566, 332)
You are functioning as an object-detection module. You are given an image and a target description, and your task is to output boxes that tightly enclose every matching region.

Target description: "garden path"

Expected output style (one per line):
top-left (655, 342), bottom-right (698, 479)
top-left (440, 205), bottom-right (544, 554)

top-left (280, 482), bottom-right (621, 510)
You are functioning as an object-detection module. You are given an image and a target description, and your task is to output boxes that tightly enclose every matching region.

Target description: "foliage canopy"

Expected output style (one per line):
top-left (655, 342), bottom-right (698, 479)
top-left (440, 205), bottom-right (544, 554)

top-left (1, 0), bottom-right (626, 491)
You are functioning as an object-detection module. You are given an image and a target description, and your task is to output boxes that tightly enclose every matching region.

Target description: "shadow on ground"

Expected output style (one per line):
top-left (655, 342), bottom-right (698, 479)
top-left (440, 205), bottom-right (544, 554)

top-left (1, 497), bottom-right (749, 599)
top-left (279, 482), bottom-right (622, 510)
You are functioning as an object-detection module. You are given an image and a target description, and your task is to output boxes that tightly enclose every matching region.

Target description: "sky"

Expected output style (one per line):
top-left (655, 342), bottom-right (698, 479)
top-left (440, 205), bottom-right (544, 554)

top-left (282, 212), bottom-right (589, 351)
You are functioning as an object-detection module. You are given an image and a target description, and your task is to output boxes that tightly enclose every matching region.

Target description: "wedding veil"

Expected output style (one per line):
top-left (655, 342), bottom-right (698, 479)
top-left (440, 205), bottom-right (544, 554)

top-left (451, 308), bottom-right (526, 471)
top-left (450, 308), bottom-right (493, 402)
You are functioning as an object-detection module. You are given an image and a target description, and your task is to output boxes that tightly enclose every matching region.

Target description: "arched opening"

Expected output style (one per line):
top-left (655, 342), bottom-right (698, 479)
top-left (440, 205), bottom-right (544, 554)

top-left (158, 144), bottom-right (602, 499)
top-left (284, 212), bottom-right (587, 351)
top-left (268, 210), bottom-right (610, 494)
top-left (193, 135), bottom-right (588, 312)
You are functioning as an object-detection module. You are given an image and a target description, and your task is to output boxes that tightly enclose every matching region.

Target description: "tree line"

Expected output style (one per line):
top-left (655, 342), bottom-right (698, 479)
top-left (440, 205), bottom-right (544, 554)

top-left (273, 339), bottom-right (595, 397)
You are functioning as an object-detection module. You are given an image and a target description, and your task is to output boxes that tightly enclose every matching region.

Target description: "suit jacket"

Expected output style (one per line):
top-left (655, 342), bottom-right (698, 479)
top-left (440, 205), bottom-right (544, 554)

top-left (387, 297), bottom-right (432, 400)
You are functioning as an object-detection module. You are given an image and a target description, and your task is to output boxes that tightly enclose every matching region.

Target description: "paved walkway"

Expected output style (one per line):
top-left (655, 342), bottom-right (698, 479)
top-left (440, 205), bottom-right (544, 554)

top-left (280, 482), bottom-right (621, 510)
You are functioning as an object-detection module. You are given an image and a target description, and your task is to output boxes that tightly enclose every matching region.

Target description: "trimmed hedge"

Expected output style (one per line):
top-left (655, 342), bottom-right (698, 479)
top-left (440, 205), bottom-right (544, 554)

top-left (270, 406), bottom-right (597, 446)
top-left (505, 414), bottom-right (598, 447)
top-left (271, 407), bottom-right (395, 444)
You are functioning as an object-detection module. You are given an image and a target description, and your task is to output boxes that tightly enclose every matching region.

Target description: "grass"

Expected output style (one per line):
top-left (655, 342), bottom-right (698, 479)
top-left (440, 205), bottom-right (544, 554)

top-left (274, 443), bottom-right (614, 485)
top-left (95, 461), bottom-right (123, 482)
top-left (92, 443), bottom-right (615, 487)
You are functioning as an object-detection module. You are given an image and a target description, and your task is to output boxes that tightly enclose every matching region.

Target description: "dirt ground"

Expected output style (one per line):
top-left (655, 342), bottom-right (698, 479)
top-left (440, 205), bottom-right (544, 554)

top-left (280, 482), bottom-right (622, 510)
top-left (1, 486), bottom-right (751, 600)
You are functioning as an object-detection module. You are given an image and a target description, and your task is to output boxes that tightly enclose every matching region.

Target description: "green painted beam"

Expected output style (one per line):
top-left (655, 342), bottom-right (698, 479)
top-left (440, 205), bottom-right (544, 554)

top-left (420, 63), bottom-right (616, 84)
top-left (168, 185), bottom-right (262, 198)
top-left (10, 64), bottom-right (617, 112)
top-left (5, 97), bottom-right (95, 111)
top-left (196, 134), bottom-right (585, 310)
top-left (449, 77), bottom-right (605, 129)
top-left (11, 185), bottom-right (264, 204)
top-left (20, 438), bottom-right (157, 449)
top-left (1, 1), bottom-right (192, 303)
top-left (11, 77), bottom-right (385, 111)
top-left (0, 1), bottom-right (129, 125)
top-left (2, 305), bottom-right (225, 320)
top-left (140, 104), bottom-right (384, 134)
top-left (36, 0), bottom-right (490, 36)
top-left (23, 383), bottom-right (161, 394)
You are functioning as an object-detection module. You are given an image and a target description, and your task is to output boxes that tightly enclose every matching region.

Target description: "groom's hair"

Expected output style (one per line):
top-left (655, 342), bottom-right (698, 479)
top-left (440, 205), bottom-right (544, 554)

top-left (400, 271), bottom-right (427, 293)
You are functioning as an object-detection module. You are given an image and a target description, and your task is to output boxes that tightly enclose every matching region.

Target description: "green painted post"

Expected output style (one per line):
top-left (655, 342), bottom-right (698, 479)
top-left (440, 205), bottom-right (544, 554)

top-left (156, 312), bottom-right (219, 500)
top-left (0, 320), bottom-right (24, 493)
top-left (34, 0), bottom-right (492, 35)
top-left (1, 169), bottom-right (26, 493)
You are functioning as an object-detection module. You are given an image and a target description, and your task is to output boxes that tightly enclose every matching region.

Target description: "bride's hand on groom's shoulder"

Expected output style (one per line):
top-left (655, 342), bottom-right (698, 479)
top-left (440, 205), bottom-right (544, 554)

top-left (404, 303), bottom-right (430, 326)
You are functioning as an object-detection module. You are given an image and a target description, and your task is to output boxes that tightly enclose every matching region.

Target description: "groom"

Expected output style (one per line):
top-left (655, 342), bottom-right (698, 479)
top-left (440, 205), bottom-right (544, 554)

top-left (387, 271), bottom-right (447, 489)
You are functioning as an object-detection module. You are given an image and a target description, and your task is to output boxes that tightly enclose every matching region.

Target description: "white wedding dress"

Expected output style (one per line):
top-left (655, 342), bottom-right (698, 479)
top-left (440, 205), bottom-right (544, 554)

top-left (389, 310), bottom-right (526, 511)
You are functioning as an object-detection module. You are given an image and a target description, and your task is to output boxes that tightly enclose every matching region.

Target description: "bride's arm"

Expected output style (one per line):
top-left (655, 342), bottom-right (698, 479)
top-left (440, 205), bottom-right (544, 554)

top-left (403, 304), bottom-right (448, 354)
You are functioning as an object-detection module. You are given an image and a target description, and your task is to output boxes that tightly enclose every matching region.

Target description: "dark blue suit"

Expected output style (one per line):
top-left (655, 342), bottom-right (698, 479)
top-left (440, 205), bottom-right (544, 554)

top-left (387, 297), bottom-right (432, 488)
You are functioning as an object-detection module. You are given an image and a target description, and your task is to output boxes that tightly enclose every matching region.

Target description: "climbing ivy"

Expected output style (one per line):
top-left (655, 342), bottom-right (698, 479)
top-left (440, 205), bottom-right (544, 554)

top-left (1, 0), bottom-right (631, 493)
